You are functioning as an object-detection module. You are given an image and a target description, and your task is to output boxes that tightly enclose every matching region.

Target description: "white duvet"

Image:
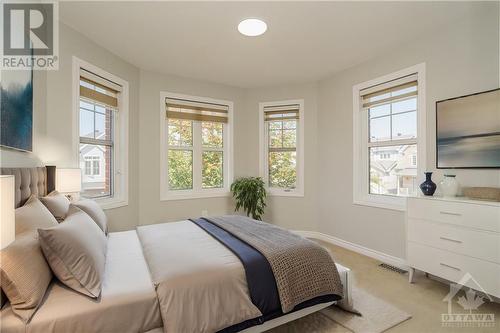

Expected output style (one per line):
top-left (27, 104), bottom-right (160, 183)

top-left (136, 221), bottom-right (262, 333)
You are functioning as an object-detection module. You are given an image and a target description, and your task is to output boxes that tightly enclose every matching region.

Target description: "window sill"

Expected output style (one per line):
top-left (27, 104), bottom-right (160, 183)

top-left (268, 188), bottom-right (304, 197)
top-left (94, 197), bottom-right (129, 210)
top-left (161, 190), bottom-right (231, 201)
top-left (353, 194), bottom-right (407, 211)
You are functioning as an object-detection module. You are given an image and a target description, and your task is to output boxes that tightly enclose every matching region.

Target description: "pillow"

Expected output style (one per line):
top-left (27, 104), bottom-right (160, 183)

top-left (0, 232), bottom-right (53, 323)
top-left (38, 207), bottom-right (107, 298)
top-left (15, 195), bottom-right (58, 235)
top-left (40, 191), bottom-right (70, 221)
top-left (72, 199), bottom-right (108, 234)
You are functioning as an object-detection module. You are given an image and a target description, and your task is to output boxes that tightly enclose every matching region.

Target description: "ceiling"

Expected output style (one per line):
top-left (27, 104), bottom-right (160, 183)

top-left (60, 1), bottom-right (476, 88)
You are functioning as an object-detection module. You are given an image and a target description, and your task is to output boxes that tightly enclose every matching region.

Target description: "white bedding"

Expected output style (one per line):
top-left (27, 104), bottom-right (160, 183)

top-left (0, 231), bottom-right (162, 333)
top-left (137, 221), bottom-right (262, 333)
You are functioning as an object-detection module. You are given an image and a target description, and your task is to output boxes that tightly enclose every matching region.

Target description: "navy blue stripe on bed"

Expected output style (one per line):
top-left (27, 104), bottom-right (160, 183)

top-left (190, 217), bottom-right (281, 315)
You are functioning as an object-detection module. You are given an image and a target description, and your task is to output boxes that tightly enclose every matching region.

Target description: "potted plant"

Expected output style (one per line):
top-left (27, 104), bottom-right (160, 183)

top-left (230, 177), bottom-right (267, 220)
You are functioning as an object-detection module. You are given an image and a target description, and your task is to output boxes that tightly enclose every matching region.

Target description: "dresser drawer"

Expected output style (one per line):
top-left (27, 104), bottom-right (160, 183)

top-left (408, 218), bottom-right (500, 264)
top-left (407, 198), bottom-right (500, 232)
top-left (408, 242), bottom-right (500, 298)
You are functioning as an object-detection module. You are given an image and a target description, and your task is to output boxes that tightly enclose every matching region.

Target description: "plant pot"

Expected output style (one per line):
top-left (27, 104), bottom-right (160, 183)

top-left (419, 172), bottom-right (437, 196)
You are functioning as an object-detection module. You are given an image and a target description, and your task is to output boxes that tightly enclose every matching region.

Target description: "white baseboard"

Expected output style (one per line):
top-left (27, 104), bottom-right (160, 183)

top-left (293, 230), bottom-right (408, 270)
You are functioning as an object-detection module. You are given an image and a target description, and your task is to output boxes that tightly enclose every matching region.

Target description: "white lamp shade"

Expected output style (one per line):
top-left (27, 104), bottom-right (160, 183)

top-left (56, 168), bottom-right (82, 193)
top-left (0, 175), bottom-right (15, 250)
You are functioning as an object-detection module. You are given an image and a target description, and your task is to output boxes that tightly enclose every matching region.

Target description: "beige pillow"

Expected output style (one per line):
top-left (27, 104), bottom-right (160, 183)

top-left (15, 195), bottom-right (58, 235)
top-left (0, 232), bottom-right (53, 323)
top-left (72, 199), bottom-right (108, 234)
top-left (38, 207), bottom-right (107, 298)
top-left (40, 191), bottom-right (70, 221)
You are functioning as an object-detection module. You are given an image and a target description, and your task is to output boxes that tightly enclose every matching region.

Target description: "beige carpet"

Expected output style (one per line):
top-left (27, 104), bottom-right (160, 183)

top-left (267, 288), bottom-right (411, 333)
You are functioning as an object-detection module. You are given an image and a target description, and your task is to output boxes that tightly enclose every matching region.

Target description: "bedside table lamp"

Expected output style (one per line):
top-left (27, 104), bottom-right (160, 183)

top-left (56, 168), bottom-right (82, 201)
top-left (1, 175), bottom-right (15, 250)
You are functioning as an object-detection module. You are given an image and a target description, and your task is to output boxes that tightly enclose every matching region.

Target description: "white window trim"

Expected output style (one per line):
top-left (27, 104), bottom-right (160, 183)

top-left (352, 63), bottom-right (426, 211)
top-left (259, 99), bottom-right (305, 197)
top-left (160, 91), bottom-right (234, 201)
top-left (72, 56), bottom-right (129, 209)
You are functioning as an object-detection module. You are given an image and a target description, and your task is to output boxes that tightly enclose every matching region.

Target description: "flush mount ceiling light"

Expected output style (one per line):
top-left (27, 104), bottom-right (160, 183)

top-left (238, 18), bottom-right (267, 37)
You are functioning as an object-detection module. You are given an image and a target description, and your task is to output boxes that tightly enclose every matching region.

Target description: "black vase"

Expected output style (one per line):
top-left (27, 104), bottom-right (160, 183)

top-left (420, 172), bottom-right (437, 196)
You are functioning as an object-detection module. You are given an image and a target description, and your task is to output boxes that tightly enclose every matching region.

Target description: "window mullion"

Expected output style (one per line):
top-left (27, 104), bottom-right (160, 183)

top-left (192, 121), bottom-right (202, 191)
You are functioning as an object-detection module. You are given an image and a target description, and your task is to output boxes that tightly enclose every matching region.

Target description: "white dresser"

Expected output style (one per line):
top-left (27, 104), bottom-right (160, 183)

top-left (406, 196), bottom-right (500, 298)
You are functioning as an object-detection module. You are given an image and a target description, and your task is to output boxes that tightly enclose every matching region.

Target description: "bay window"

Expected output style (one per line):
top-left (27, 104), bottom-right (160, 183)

top-left (161, 93), bottom-right (233, 200)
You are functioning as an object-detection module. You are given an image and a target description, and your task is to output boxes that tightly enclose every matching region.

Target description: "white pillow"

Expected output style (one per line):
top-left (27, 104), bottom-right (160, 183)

top-left (40, 191), bottom-right (70, 221)
top-left (38, 207), bottom-right (107, 298)
top-left (72, 199), bottom-right (108, 234)
top-left (15, 195), bottom-right (58, 235)
top-left (0, 232), bottom-right (53, 322)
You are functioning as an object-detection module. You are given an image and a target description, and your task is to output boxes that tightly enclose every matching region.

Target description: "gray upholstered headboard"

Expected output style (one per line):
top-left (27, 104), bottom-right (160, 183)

top-left (0, 166), bottom-right (56, 208)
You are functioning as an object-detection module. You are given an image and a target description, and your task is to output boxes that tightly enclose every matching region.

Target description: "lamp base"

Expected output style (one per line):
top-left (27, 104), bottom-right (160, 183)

top-left (65, 194), bottom-right (76, 202)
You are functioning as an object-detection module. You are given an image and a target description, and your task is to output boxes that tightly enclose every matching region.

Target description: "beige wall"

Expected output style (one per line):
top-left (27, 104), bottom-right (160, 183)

top-left (137, 70), bottom-right (245, 225)
top-left (241, 83), bottom-right (321, 231)
top-left (316, 4), bottom-right (500, 259)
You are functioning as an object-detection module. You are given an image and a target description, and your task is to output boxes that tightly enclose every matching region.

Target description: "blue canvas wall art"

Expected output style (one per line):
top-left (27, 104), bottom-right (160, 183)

top-left (0, 69), bottom-right (33, 152)
top-left (437, 89), bottom-right (500, 169)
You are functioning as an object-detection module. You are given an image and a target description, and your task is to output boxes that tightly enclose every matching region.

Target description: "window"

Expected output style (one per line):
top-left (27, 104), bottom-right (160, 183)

top-left (259, 100), bottom-right (304, 196)
top-left (84, 156), bottom-right (100, 176)
top-left (84, 159), bottom-right (91, 175)
top-left (93, 160), bottom-right (100, 175)
top-left (160, 93), bottom-right (233, 200)
top-left (380, 153), bottom-right (391, 160)
top-left (353, 64), bottom-right (426, 211)
top-left (74, 57), bottom-right (129, 209)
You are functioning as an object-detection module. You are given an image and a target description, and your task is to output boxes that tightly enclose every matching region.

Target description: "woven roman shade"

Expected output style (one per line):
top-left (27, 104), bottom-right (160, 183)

top-left (264, 104), bottom-right (300, 122)
top-left (80, 70), bottom-right (121, 109)
top-left (166, 98), bottom-right (229, 123)
top-left (361, 74), bottom-right (418, 109)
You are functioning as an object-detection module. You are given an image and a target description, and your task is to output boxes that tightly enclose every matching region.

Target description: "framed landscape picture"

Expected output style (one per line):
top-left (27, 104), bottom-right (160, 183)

top-left (436, 88), bottom-right (500, 169)
top-left (0, 69), bottom-right (33, 152)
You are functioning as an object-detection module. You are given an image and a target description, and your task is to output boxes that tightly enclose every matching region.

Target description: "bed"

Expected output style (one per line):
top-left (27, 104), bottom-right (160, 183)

top-left (0, 167), bottom-right (352, 333)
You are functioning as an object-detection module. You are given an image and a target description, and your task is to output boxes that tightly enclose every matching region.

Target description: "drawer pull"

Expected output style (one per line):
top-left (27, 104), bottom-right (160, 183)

top-left (439, 236), bottom-right (462, 244)
top-left (440, 263), bottom-right (461, 271)
top-left (439, 211), bottom-right (462, 217)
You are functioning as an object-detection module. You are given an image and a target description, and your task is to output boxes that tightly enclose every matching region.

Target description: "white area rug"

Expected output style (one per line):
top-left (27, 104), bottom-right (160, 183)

top-left (320, 288), bottom-right (411, 333)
